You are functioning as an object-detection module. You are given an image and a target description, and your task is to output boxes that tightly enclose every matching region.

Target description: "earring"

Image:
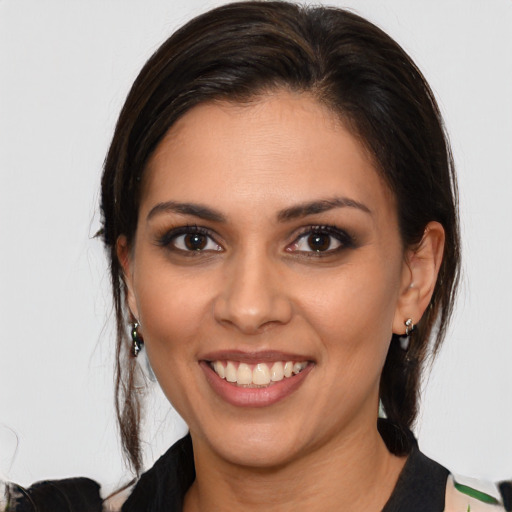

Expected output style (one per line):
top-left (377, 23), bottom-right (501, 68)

top-left (399, 318), bottom-right (416, 351)
top-left (404, 318), bottom-right (416, 336)
top-left (131, 322), bottom-right (144, 357)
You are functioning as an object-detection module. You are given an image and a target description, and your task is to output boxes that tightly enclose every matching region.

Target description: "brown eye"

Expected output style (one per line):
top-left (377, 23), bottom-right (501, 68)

top-left (307, 233), bottom-right (332, 252)
top-left (164, 229), bottom-right (222, 253)
top-left (286, 226), bottom-right (353, 256)
top-left (184, 233), bottom-right (207, 251)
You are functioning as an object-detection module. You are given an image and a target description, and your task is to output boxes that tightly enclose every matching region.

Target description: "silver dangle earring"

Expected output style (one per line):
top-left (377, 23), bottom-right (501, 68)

top-left (404, 318), bottom-right (415, 336)
top-left (399, 318), bottom-right (416, 351)
top-left (131, 321), bottom-right (144, 357)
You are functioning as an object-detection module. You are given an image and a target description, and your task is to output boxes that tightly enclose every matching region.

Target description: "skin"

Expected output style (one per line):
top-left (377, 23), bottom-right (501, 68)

top-left (119, 91), bottom-right (444, 511)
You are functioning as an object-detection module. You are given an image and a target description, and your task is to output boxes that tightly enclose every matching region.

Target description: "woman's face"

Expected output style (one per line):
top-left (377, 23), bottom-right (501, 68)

top-left (122, 91), bottom-right (413, 468)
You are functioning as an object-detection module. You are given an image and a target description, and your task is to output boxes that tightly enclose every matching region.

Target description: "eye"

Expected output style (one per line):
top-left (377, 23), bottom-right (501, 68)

top-left (287, 226), bottom-right (354, 254)
top-left (301, 232), bottom-right (339, 252)
top-left (173, 232), bottom-right (220, 251)
top-left (157, 226), bottom-right (222, 253)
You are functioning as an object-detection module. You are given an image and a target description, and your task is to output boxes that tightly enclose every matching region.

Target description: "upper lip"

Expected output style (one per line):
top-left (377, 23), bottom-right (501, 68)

top-left (200, 350), bottom-right (314, 364)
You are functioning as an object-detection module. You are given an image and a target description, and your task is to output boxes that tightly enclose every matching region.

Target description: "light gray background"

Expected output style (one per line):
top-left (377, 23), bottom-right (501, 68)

top-left (1, 0), bottom-right (511, 494)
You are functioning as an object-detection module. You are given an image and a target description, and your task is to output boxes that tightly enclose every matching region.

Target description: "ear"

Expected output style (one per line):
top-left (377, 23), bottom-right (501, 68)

top-left (116, 235), bottom-right (140, 322)
top-left (392, 221), bottom-right (445, 335)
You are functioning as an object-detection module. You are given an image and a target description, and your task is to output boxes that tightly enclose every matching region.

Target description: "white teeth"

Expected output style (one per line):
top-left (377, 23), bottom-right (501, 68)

top-left (210, 360), bottom-right (308, 386)
top-left (237, 363), bottom-right (252, 385)
top-left (253, 363), bottom-right (271, 385)
top-left (213, 361), bottom-right (225, 379)
top-left (293, 362), bottom-right (307, 374)
top-left (270, 362), bottom-right (284, 382)
top-left (225, 361), bottom-right (237, 383)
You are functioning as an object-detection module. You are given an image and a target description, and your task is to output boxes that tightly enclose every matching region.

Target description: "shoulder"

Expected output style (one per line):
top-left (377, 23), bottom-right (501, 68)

top-left (4, 435), bottom-right (194, 512)
top-left (444, 474), bottom-right (511, 512)
top-left (378, 420), bottom-right (510, 512)
top-left (118, 434), bottom-right (194, 512)
top-left (4, 477), bottom-right (103, 511)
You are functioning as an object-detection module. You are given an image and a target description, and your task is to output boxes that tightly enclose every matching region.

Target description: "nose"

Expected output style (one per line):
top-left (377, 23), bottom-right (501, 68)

top-left (213, 250), bottom-right (293, 334)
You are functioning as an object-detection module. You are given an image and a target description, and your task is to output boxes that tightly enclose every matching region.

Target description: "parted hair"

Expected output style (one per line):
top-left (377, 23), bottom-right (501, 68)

top-left (100, 1), bottom-right (460, 474)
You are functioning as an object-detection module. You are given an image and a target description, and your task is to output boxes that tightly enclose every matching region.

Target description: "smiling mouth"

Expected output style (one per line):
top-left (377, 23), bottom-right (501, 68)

top-left (208, 360), bottom-right (309, 388)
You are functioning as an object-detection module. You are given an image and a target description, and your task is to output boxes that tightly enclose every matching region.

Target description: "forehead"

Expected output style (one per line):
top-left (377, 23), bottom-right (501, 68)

top-left (141, 91), bottom-right (395, 221)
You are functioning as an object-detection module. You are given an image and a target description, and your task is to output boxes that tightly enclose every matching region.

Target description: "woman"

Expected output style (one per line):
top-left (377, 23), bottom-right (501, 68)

top-left (5, 1), bottom-right (510, 511)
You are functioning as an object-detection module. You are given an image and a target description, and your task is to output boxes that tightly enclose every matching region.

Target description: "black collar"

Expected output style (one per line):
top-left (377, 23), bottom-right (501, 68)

top-left (122, 422), bottom-right (449, 512)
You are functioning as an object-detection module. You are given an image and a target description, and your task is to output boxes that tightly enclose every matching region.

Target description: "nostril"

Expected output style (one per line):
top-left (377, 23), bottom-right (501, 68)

top-left (213, 292), bottom-right (292, 333)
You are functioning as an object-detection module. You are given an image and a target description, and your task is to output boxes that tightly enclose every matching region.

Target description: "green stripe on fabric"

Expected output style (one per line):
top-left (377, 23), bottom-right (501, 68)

top-left (454, 482), bottom-right (500, 504)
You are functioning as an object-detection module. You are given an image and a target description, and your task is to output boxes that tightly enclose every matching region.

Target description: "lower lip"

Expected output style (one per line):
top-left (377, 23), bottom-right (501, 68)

top-left (200, 361), bottom-right (313, 408)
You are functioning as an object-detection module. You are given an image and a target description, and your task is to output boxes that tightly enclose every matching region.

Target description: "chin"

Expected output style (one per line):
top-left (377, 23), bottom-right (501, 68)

top-left (199, 421), bottom-right (309, 469)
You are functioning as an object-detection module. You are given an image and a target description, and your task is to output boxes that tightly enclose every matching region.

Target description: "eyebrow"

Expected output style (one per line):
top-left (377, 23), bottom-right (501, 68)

top-left (147, 201), bottom-right (226, 223)
top-left (146, 196), bottom-right (371, 224)
top-left (277, 197), bottom-right (371, 222)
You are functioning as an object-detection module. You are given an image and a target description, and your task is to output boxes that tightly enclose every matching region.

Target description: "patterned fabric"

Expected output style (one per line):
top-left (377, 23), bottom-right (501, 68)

top-left (445, 475), bottom-right (508, 512)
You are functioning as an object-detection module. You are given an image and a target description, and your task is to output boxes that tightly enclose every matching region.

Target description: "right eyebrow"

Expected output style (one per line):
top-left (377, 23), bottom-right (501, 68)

top-left (146, 201), bottom-right (226, 223)
top-left (277, 197), bottom-right (372, 222)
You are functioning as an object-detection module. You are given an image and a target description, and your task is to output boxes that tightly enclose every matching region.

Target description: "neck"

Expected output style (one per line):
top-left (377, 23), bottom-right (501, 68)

top-left (184, 420), bottom-right (407, 512)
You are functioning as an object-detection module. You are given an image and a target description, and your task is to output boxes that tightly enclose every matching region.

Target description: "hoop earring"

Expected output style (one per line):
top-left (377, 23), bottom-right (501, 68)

top-left (404, 318), bottom-right (416, 336)
top-left (399, 318), bottom-right (416, 351)
top-left (131, 322), bottom-right (144, 357)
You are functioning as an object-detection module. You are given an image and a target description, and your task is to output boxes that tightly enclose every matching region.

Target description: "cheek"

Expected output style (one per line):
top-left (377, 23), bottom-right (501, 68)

top-left (308, 262), bottom-right (400, 337)
top-left (133, 267), bottom-right (215, 415)
top-left (133, 258), bottom-right (213, 367)
top-left (305, 258), bottom-right (401, 377)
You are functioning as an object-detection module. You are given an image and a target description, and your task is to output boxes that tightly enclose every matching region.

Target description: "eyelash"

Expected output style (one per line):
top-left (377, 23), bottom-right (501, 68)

top-left (155, 225), bottom-right (221, 255)
top-left (289, 225), bottom-right (355, 256)
top-left (155, 224), bottom-right (355, 257)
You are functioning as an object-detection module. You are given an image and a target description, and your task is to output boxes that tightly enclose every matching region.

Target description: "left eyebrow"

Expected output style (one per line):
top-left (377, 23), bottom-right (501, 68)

top-left (146, 201), bottom-right (226, 223)
top-left (277, 197), bottom-right (371, 222)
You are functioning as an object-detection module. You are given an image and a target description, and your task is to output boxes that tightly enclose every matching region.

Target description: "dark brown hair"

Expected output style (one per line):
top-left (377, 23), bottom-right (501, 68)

top-left (100, 1), bottom-right (460, 474)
